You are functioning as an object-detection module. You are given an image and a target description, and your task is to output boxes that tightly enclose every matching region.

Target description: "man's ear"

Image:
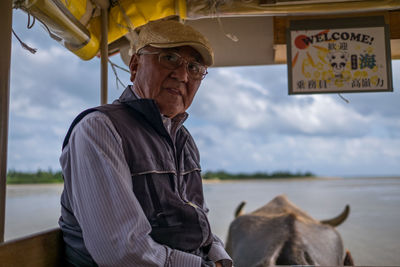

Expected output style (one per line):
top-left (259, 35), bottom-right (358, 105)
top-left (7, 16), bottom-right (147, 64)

top-left (129, 54), bottom-right (139, 82)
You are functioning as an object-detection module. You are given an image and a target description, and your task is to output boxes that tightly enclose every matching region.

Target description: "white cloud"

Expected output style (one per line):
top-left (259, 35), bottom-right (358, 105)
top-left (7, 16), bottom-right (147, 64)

top-left (272, 94), bottom-right (370, 136)
top-left (193, 67), bottom-right (375, 137)
top-left (187, 62), bottom-right (400, 176)
top-left (218, 69), bottom-right (269, 96)
top-left (8, 17), bottom-right (103, 171)
top-left (192, 68), bottom-right (274, 130)
top-left (191, 123), bottom-right (400, 176)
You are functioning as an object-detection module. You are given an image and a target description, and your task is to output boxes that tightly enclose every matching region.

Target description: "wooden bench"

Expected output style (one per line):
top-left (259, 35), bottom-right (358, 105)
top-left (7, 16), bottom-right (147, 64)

top-left (0, 228), bottom-right (64, 267)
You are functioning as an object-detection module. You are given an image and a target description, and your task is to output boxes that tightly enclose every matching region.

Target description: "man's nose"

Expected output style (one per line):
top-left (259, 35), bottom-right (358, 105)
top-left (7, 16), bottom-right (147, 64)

top-left (171, 62), bottom-right (189, 83)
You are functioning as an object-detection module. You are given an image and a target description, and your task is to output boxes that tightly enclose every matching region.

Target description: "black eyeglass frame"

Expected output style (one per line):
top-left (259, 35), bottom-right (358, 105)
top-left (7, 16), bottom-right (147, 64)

top-left (137, 50), bottom-right (208, 80)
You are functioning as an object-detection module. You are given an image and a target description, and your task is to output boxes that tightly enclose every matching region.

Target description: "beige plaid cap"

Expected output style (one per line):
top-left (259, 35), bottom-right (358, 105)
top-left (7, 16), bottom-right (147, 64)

top-left (134, 19), bottom-right (214, 66)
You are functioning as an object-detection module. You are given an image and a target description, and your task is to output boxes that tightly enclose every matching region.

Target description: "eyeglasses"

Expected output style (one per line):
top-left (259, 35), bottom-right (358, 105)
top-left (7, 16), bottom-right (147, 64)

top-left (138, 50), bottom-right (208, 80)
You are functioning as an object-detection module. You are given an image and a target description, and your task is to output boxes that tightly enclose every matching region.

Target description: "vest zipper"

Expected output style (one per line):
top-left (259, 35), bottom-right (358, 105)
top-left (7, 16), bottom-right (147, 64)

top-left (169, 130), bottom-right (212, 246)
top-left (187, 201), bottom-right (213, 246)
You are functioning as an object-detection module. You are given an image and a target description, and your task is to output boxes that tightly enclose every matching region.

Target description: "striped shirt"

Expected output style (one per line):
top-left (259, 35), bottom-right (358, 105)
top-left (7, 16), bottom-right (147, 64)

top-left (59, 88), bottom-right (232, 266)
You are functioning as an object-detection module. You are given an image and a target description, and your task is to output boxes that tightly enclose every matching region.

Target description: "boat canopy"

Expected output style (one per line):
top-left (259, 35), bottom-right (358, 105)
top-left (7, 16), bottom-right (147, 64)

top-left (12, 0), bottom-right (400, 67)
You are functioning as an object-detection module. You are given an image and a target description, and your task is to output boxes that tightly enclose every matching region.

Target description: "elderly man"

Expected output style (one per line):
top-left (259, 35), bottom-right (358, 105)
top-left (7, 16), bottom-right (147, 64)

top-left (59, 19), bottom-right (232, 267)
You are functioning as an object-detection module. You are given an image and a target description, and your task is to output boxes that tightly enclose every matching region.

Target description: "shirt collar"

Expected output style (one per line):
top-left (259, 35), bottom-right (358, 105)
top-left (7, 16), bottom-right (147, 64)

top-left (127, 85), bottom-right (188, 136)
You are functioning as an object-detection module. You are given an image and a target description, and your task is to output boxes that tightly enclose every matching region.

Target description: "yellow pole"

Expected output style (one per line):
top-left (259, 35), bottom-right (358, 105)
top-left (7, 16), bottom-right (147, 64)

top-left (100, 7), bottom-right (108, 105)
top-left (0, 0), bottom-right (13, 243)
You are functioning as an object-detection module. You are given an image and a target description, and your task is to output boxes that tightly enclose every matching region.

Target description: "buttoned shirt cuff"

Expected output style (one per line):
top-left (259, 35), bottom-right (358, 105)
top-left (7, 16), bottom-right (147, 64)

top-left (207, 241), bottom-right (233, 267)
top-left (169, 249), bottom-right (202, 267)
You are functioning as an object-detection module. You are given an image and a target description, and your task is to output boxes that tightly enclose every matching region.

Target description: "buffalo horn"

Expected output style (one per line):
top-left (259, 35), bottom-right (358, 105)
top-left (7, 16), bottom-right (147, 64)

top-left (320, 205), bottom-right (350, 227)
top-left (234, 201), bottom-right (246, 218)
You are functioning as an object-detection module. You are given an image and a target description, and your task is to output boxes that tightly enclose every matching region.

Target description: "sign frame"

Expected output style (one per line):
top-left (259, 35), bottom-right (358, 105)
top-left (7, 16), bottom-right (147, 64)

top-left (287, 15), bottom-right (393, 95)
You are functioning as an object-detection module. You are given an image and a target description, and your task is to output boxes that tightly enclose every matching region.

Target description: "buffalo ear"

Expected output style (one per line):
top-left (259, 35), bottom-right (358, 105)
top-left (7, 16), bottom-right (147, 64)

top-left (343, 250), bottom-right (354, 266)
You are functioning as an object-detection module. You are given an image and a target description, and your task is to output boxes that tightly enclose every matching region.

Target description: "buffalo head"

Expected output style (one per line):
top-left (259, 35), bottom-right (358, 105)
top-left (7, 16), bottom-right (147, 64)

top-left (225, 195), bottom-right (354, 267)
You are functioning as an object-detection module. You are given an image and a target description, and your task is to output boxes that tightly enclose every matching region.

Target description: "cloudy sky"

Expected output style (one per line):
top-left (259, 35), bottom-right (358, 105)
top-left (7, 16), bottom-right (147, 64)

top-left (7, 10), bottom-right (400, 177)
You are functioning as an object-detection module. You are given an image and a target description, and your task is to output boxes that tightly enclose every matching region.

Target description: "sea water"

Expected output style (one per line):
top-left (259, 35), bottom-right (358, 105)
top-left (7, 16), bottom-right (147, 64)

top-left (5, 177), bottom-right (400, 265)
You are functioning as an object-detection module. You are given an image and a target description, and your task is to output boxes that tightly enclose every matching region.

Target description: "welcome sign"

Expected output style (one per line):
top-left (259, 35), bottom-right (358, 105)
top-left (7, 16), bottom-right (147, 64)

top-left (287, 16), bottom-right (393, 94)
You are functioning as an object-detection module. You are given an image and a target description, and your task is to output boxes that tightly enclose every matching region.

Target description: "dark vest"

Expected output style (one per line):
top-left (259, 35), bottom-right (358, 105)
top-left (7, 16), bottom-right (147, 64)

top-left (61, 96), bottom-right (212, 265)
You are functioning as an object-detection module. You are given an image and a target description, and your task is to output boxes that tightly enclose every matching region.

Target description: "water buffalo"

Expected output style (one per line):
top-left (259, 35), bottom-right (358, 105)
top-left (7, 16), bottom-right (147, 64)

top-left (225, 195), bottom-right (354, 267)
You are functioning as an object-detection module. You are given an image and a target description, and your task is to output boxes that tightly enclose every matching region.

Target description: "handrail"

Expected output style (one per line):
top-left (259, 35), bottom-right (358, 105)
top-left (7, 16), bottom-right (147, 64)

top-left (0, 228), bottom-right (64, 267)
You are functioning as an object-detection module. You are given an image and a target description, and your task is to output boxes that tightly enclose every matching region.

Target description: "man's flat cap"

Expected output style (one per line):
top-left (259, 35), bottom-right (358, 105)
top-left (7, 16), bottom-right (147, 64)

top-left (134, 19), bottom-right (214, 66)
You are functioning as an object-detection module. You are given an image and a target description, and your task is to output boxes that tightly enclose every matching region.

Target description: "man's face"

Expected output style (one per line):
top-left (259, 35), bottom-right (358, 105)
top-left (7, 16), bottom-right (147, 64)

top-left (129, 46), bottom-right (204, 118)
